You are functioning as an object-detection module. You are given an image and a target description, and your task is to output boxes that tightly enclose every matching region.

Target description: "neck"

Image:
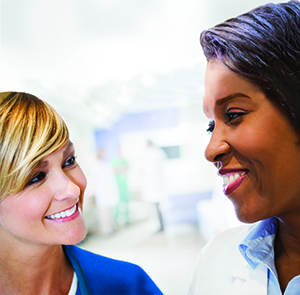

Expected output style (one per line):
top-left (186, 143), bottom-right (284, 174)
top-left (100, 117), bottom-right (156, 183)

top-left (0, 236), bottom-right (73, 295)
top-left (276, 217), bottom-right (300, 255)
top-left (274, 217), bottom-right (300, 293)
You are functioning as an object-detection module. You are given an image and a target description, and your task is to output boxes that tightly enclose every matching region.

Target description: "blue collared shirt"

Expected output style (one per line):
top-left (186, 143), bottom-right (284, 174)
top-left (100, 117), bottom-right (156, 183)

top-left (239, 217), bottom-right (300, 294)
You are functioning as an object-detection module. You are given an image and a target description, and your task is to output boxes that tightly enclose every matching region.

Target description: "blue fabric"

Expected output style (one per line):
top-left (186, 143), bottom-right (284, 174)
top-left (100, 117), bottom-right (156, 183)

top-left (239, 217), bottom-right (300, 295)
top-left (63, 245), bottom-right (163, 295)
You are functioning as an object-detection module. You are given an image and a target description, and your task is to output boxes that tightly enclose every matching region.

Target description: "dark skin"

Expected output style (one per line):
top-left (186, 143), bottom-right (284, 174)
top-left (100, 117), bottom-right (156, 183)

top-left (203, 60), bottom-right (300, 292)
top-left (275, 217), bottom-right (300, 292)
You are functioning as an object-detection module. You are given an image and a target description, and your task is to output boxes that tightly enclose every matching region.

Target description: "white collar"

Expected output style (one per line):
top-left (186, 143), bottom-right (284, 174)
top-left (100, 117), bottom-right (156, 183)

top-left (67, 272), bottom-right (78, 295)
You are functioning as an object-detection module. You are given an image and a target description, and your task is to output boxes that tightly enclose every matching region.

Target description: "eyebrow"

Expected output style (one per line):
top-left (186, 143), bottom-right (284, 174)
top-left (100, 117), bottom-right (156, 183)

top-left (36, 141), bottom-right (74, 168)
top-left (35, 161), bottom-right (48, 169)
top-left (216, 92), bottom-right (250, 106)
top-left (63, 141), bottom-right (74, 158)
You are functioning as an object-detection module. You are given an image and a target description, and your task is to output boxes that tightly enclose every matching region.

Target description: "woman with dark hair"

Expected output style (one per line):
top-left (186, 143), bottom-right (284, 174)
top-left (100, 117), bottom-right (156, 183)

top-left (0, 91), bottom-right (163, 295)
top-left (189, 1), bottom-right (300, 294)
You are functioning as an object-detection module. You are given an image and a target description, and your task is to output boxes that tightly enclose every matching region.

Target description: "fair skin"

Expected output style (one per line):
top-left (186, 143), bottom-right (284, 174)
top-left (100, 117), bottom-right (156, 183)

top-left (204, 59), bottom-right (300, 292)
top-left (0, 141), bottom-right (87, 295)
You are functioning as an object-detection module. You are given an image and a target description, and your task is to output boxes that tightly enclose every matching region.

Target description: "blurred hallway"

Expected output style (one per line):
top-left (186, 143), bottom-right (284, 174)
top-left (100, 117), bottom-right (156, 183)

top-left (78, 219), bottom-right (205, 295)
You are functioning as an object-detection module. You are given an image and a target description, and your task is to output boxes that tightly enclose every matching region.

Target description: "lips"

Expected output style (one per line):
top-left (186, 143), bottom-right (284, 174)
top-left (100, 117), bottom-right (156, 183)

top-left (219, 170), bottom-right (248, 195)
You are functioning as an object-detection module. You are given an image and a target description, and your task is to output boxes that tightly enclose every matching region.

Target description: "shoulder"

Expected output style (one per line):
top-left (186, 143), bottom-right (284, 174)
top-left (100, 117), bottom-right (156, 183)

top-left (65, 245), bottom-right (163, 294)
top-left (189, 224), bottom-right (254, 294)
top-left (67, 245), bottom-right (144, 273)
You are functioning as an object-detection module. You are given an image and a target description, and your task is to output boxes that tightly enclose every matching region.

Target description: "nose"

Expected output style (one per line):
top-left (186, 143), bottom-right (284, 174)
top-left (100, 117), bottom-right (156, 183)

top-left (205, 128), bottom-right (231, 163)
top-left (54, 172), bottom-right (81, 201)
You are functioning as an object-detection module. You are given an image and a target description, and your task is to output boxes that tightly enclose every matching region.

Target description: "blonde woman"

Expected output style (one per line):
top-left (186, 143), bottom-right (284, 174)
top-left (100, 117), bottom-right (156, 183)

top-left (0, 92), bottom-right (163, 295)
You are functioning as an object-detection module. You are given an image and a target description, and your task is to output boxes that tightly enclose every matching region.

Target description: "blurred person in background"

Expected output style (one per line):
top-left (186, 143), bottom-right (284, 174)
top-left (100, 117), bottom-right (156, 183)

top-left (90, 147), bottom-right (119, 236)
top-left (111, 147), bottom-right (131, 226)
top-left (0, 91), bottom-right (163, 295)
top-left (141, 140), bottom-right (167, 232)
top-left (189, 1), bottom-right (300, 294)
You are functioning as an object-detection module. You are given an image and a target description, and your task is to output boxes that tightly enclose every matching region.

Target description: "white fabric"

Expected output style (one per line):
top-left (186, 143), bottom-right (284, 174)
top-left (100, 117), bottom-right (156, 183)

top-left (67, 272), bottom-right (78, 295)
top-left (90, 159), bottom-right (119, 209)
top-left (196, 183), bottom-right (243, 242)
top-left (141, 146), bottom-right (167, 203)
top-left (189, 223), bottom-right (268, 295)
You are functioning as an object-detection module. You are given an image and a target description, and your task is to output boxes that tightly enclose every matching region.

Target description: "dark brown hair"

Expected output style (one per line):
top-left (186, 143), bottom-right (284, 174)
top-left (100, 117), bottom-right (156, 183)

top-left (200, 1), bottom-right (300, 129)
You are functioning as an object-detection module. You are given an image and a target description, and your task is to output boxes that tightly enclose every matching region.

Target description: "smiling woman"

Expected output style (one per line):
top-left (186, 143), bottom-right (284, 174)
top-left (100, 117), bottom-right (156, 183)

top-left (189, 1), bottom-right (300, 295)
top-left (0, 92), bottom-right (163, 295)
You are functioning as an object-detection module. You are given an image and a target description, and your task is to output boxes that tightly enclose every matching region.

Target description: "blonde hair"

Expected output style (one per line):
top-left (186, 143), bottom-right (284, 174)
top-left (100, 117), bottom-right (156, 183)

top-left (0, 92), bottom-right (69, 200)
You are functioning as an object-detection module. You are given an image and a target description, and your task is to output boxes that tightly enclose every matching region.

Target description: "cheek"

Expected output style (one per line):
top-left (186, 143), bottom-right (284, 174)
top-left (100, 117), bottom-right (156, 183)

top-left (230, 124), bottom-right (270, 156)
top-left (75, 168), bottom-right (87, 193)
top-left (23, 197), bottom-right (48, 219)
top-left (0, 194), bottom-right (47, 227)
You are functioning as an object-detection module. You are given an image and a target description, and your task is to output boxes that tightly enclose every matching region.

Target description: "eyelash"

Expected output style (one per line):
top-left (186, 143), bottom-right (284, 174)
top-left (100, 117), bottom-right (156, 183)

top-left (206, 111), bottom-right (246, 134)
top-left (63, 156), bottom-right (77, 168)
top-left (226, 111), bottom-right (245, 122)
top-left (206, 121), bottom-right (215, 134)
top-left (27, 172), bottom-right (47, 186)
top-left (26, 155), bottom-right (77, 187)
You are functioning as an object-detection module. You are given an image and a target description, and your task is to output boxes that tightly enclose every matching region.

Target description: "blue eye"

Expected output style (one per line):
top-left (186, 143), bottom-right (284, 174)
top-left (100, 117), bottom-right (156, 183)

top-left (206, 120), bottom-right (215, 134)
top-left (27, 172), bottom-right (46, 186)
top-left (63, 156), bottom-right (77, 168)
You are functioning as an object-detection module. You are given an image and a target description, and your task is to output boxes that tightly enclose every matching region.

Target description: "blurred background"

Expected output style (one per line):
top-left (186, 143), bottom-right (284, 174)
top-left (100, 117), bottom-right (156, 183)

top-left (0, 0), bottom-right (285, 294)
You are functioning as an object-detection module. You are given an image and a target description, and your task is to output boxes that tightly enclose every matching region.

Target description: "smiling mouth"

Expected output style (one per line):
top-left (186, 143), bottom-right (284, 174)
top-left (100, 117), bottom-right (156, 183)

top-left (45, 204), bottom-right (77, 220)
top-left (221, 171), bottom-right (247, 195)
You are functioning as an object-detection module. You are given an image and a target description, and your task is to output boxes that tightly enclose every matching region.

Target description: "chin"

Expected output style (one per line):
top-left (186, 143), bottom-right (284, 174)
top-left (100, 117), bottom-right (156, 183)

top-left (64, 223), bottom-right (87, 245)
top-left (233, 205), bottom-right (263, 224)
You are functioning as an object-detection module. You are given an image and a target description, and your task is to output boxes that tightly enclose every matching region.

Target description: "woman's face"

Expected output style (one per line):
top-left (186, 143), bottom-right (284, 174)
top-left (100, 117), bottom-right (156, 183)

top-left (0, 141), bottom-right (87, 247)
top-left (204, 60), bottom-right (300, 223)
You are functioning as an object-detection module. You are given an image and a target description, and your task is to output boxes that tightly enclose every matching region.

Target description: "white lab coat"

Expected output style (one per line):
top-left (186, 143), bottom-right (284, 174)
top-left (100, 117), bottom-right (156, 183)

top-left (90, 159), bottom-right (120, 235)
top-left (90, 159), bottom-right (119, 209)
top-left (141, 146), bottom-right (167, 203)
top-left (189, 223), bottom-right (268, 295)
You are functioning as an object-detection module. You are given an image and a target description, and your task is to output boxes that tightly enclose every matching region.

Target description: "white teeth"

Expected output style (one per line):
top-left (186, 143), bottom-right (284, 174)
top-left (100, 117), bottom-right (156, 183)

top-left (223, 173), bottom-right (245, 186)
top-left (46, 204), bottom-right (77, 219)
top-left (66, 206), bottom-right (76, 217)
top-left (224, 176), bottom-right (229, 185)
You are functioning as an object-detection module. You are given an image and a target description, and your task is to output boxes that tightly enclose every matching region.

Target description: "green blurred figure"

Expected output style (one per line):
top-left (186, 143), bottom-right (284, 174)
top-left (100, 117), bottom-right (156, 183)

top-left (111, 149), bottom-right (130, 226)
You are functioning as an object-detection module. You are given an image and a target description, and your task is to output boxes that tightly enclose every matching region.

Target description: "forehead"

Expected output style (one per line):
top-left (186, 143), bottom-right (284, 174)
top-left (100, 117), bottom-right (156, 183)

top-left (203, 60), bottom-right (258, 117)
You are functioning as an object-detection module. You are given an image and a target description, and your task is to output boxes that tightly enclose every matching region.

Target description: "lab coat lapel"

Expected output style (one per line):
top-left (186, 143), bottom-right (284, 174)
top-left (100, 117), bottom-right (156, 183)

top-left (230, 256), bottom-right (268, 295)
